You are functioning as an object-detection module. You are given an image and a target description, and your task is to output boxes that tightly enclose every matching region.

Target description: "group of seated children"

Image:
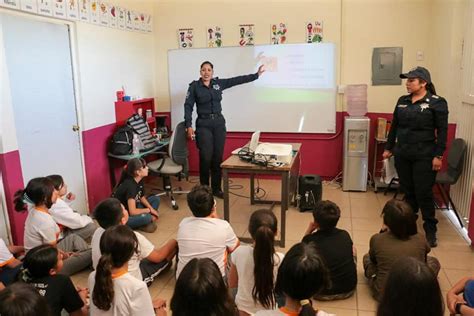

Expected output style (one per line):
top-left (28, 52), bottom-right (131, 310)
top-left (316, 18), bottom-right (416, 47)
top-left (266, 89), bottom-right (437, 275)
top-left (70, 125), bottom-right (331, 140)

top-left (2, 169), bottom-right (474, 315)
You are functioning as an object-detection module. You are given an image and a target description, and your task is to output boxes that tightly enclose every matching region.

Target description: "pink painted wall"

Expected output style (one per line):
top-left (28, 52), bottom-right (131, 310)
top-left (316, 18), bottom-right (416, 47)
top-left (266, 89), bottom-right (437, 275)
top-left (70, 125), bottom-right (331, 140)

top-left (81, 123), bottom-right (116, 211)
top-left (0, 151), bottom-right (26, 244)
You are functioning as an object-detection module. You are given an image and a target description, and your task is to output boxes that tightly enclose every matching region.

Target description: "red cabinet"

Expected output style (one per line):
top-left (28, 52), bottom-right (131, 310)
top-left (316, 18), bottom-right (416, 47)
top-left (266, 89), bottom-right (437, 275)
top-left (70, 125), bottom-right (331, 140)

top-left (114, 98), bottom-right (155, 129)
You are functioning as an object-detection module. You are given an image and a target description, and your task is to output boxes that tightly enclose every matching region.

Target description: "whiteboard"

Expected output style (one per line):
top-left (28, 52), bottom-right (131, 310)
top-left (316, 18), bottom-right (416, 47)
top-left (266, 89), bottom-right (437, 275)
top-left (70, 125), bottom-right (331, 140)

top-left (168, 43), bottom-right (336, 133)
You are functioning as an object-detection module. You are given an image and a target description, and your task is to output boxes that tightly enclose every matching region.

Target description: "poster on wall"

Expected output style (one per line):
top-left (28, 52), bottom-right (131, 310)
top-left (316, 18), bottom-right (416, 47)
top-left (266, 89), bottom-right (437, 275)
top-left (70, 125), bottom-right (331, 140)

top-left (53, 0), bottom-right (66, 18)
top-left (0, 0), bottom-right (19, 9)
top-left (66, 0), bottom-right (79, 19)
top-left (38, 0), bottom-right (53, 16)
top-left (79, 0), bottom-right (90, 22)
top-left (139, 13), bottom-right (146, 32)
top-left (99, 2), bottom-right (109, 26)
top-left (117, 6), bottom-right (126, 29)
top-left (178, 28), bottom-right (194, 49)
top-left (146, 15), bottom-right (152, 33)
top-left (306, 21), bottom-right (323, 43)
top-left (109, 4), bottom-right (117, 28)
top-left (238, 24), bottom-right (254, 46)
top-left (207, 26), bottom-right (223, 48)
top-left (125, 9), bottom-right (133, 31)
top-left (90, 0), bottom-right (99, 24)
top-left (133, 11), bottom-right (142, 31)
top-left (20, 0), bottom-right (37, 13)
top-left (271, 23), bottom-right (287, 45)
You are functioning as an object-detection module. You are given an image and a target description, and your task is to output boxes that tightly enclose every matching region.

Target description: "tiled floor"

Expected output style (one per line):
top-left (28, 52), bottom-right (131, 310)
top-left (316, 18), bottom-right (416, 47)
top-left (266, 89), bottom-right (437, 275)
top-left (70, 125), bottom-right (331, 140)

top-left (72, 177), bottom-right (474, 315)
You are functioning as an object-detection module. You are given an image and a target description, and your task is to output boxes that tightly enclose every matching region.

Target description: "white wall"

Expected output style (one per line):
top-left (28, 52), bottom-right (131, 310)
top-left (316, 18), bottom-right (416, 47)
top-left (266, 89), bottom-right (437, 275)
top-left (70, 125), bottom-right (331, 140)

top-left (0, 20), bottom-right (18, 154)
top-left (0, 0), bottom-right (155, 155)
top-left (75, 22), bottom-right (156, 130)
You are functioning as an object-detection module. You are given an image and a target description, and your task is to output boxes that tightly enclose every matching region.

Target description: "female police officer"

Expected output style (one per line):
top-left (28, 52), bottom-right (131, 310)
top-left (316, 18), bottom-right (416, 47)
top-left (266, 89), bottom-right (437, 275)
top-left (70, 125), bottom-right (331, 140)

top-left (184, 61), bottom-right (265, 198)
top-left (383, 66), bottom-right (448, 247)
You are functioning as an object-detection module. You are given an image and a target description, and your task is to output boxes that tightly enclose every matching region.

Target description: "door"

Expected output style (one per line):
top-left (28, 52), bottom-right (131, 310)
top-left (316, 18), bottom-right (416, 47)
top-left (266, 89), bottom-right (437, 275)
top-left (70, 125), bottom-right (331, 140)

top-left (1, 13), bottom-right (87, 214)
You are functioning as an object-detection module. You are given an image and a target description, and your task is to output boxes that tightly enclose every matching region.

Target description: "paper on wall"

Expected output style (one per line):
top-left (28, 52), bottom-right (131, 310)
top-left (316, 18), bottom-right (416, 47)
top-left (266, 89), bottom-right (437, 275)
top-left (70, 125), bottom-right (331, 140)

top-left (0, 0), bottom-right (19, 9)
top-left (178, 28), bottom-right (193, 49)
top-left (53, 0), bottom-right (66, 18)
top-left (207, 26), bottom-right (223, 48)
top-left (145, 14), bottom-right (152, 33)
top-left (20, 0), bottom-right (37, 12)
top-left (132, 11), bottom-right (141, 31)
top-left (99, 1), bottom-right (108, 26)
top-left (66, 0), bottom-right (79, 19)
top-left (38, 0), bottom-right (53, 15)
top-left (271, 23), bottom-right (287, 45)
top-left (238, 24), bottom-right (254, 47)
top-left (79, 0), bottom-right (89, 22)
top-left (125, 9), bottom-right (133, 31)
top-left (117, 6), bottom-right (126, 30)
top-left (306, 21), bottom-right (323, 43)
top-left (109, 4), bottom-right (117, 28)
top-left (89, 0), bottom-right (99, 24)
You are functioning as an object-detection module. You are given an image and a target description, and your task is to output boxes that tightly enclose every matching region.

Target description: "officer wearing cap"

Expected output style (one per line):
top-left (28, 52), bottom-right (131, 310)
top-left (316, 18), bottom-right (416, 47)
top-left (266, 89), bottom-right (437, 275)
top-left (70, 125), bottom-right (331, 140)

top-left (184, 61), bottom-right (265, 198)
top-left (383, 66), bottom-right (448, 247)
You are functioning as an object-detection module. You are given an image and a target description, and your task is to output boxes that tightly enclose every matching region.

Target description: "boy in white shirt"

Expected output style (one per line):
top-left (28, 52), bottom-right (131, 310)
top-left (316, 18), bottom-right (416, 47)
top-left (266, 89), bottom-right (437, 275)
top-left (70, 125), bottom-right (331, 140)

top-left (47, 175), bottom-right (97, 241)
top-left (176, 185), bottom-right (240, 279)
top-left (91, 198), bottom-right (177, 286)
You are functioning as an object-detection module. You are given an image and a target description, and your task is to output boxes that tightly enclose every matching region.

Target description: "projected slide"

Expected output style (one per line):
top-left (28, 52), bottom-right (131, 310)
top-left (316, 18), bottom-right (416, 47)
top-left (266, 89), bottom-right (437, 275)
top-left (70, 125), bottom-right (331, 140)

top-left (168, 43), bottom-right (336, 133)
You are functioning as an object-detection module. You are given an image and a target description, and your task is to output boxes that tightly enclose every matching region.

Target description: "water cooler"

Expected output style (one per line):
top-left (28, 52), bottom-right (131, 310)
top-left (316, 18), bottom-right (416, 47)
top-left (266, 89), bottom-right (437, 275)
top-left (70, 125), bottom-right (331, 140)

top-left (342, 116), bottom-right (370, 191)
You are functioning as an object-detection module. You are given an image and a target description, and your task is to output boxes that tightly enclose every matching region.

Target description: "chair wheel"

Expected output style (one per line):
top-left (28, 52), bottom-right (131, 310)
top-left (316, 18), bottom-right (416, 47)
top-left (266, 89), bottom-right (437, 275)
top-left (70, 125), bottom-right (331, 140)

top-left (172, 205), bottom-right (179, 210)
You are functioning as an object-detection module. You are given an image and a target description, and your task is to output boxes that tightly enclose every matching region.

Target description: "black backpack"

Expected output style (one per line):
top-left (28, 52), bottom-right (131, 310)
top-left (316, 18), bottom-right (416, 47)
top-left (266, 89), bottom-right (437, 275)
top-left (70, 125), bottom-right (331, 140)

top-left (109, 125), bottom-right (134, 155)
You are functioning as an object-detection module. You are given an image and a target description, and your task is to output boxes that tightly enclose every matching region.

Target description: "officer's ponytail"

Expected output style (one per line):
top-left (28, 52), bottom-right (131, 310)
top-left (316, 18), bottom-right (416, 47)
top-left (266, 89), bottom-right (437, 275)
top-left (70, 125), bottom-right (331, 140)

top-left (426, 82), bottom-right (437, 95)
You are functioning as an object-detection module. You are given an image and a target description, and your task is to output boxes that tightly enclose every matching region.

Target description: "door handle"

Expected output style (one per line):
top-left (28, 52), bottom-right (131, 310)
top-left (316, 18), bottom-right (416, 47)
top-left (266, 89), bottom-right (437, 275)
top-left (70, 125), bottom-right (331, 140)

top-left (72, 125), bottom-right (80, 132)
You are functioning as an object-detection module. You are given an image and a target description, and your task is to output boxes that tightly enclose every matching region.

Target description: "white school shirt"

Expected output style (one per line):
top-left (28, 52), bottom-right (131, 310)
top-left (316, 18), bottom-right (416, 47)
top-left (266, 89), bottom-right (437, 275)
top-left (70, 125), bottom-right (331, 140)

top-left (176, 216), bottom-right (239, 278)
top-left (88, 271), bottom-right (155, 316)
top-left (231, 245), bottom-right (284, 314)
top-left (24, 208), bottom-right (60, 252)
top-left (49, 198), bottom-right (93, 229)
top-left (91, 227), bottom-right (154, 280)
top-left (0, 239), bottom-right (14, 267)
top-left (255, 309), bottom-right (333, 316)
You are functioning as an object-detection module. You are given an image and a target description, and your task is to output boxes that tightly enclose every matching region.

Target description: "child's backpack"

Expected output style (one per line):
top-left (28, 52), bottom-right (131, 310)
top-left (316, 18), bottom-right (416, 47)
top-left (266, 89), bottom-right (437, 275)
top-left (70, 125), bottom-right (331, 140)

top-left (109, 125), bottom-right (134, 155)
top-left (126, 114), bottom-right (157, 151)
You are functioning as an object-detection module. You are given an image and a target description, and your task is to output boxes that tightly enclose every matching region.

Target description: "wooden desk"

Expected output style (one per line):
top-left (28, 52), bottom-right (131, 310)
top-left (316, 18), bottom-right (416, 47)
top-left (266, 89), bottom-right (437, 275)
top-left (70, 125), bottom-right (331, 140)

top-left (108, 140), bottom-right (169, 187)
top-left (221, 143), bottom-right (301, 247)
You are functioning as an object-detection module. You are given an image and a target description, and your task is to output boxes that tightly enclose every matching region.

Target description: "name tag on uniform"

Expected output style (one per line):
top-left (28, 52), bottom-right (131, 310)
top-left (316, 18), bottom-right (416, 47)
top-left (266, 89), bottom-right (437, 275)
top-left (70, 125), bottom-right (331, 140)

top-left (213, 84), bottom-right (220, 91)
top-left (397, 104), bottom-right (407, 108)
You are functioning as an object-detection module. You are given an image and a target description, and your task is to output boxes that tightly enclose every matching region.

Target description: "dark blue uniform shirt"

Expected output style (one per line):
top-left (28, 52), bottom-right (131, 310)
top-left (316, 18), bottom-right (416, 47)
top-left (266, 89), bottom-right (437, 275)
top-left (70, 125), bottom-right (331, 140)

top-left (385, 92), bottom-right (449, 158)
top-left (184, 73), bottom-right (259, 128)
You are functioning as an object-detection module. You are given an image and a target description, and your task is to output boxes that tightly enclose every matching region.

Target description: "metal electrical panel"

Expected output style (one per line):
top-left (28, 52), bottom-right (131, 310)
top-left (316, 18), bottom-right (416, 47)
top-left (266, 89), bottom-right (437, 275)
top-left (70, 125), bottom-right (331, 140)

top-left (372, 47), bottom-right (403, 86)
top-left (343, 117), bottom-right (370, 191)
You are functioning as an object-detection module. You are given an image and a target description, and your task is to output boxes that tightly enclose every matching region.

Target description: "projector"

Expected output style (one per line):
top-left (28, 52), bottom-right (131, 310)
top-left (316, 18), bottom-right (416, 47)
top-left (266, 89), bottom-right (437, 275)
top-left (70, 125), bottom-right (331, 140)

top-left (254, 143), bottom-right (293, 165)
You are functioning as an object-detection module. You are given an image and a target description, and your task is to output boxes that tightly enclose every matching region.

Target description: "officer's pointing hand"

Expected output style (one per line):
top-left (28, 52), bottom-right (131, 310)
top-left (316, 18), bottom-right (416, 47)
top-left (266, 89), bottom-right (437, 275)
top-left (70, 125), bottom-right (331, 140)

top-left (257, 65), bottom-right (265, 76)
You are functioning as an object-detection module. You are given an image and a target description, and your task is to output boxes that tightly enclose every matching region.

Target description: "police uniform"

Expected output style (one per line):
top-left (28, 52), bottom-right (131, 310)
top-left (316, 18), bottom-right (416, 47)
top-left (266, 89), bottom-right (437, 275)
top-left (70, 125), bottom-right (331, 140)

top-left (386, 86), bottom-right (448, 244)
top-left (184, 73), bottom-right (259, 194)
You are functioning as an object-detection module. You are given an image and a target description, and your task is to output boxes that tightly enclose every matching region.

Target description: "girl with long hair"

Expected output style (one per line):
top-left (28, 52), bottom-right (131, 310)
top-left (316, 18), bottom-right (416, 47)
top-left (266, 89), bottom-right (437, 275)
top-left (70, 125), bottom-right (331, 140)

top-left (111, 158), bottom-right (159, 233)
top-left (229, 209), bottom-right (284, 315)
top-left (89, 225), bottom-right (166, 315)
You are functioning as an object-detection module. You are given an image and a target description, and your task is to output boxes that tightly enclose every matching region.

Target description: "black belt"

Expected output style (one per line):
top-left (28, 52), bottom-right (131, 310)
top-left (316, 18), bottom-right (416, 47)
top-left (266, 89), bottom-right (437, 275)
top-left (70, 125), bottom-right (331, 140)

top-left (198, 113), bottom-right (223, 119)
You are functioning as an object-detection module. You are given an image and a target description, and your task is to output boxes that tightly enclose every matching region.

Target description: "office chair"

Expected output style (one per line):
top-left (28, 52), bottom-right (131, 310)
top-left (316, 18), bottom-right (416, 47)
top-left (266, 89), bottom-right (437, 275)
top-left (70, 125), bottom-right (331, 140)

top-left (148, 121), bottom-right (189, 210)
top-left (435, 138), bottom-right (467, 227)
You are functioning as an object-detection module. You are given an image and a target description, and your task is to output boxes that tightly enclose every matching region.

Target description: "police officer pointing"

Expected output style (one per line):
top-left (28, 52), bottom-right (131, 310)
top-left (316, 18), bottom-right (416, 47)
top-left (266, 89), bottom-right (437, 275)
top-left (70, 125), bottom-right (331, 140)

top-left (184, 61), bottom-right (265, 198)
top-left (383, 67), bottom-right (448, 247)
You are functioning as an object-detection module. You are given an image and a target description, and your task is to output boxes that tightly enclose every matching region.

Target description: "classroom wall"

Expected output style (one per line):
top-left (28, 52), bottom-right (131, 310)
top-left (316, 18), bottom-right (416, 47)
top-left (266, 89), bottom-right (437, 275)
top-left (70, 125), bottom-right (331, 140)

top-left (153, 0), bottom-right (444, 115)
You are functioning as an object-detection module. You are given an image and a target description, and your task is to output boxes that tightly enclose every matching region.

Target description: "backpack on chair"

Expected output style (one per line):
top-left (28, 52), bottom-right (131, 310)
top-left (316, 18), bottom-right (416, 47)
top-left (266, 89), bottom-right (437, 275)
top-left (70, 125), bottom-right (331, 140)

top-left (127, 114), bottom-right (157, 151)
top-left (109, 125), bottom-right (134, 155)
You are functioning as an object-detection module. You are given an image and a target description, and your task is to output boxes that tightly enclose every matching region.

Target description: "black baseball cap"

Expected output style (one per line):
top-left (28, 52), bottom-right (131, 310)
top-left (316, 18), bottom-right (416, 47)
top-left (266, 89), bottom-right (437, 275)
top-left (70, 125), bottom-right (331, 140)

top-left (400, 66), bottom-right (431, 83)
